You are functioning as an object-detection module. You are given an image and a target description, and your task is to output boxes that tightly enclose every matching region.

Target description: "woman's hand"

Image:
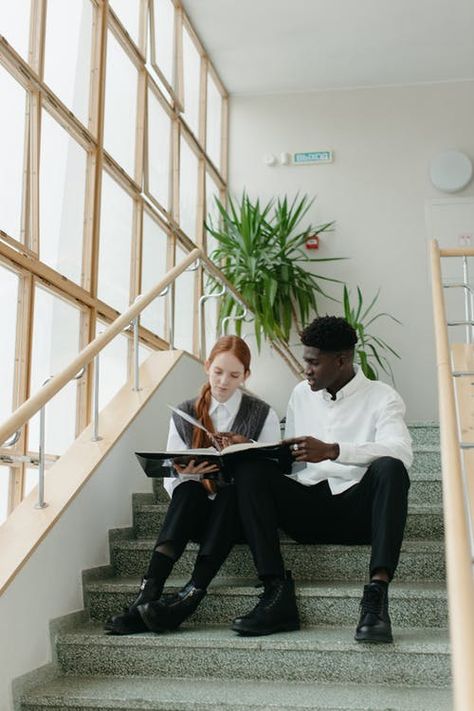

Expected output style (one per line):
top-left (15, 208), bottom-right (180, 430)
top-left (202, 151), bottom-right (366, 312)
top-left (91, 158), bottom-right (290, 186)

top-left (173, 459), bottom-right (219, 476)
top-left (284, 436), bottom-right (339, 463)
top-left (213, 432), bottom-right (251, 449)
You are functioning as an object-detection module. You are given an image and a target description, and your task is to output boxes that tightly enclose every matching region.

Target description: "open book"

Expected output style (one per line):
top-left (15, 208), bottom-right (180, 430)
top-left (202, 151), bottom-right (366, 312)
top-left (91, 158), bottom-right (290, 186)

top-left (135, 441), bottom-right (295, 481)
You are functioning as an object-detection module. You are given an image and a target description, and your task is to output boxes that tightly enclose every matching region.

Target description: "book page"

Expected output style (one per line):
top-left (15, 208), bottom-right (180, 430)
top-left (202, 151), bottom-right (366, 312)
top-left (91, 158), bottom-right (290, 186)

top-left (220, 441), bottom-right (280, 455)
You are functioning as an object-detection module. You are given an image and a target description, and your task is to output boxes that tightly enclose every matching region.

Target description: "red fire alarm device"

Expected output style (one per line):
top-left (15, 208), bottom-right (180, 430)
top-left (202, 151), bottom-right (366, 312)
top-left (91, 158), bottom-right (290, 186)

top-left (305, 234), bottom-right (319, 250)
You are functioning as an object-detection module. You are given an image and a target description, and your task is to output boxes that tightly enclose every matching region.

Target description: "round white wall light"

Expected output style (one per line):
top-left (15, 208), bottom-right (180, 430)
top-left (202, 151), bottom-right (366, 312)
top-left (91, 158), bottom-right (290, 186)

top-left (430, 150), bottom-right (473, 193)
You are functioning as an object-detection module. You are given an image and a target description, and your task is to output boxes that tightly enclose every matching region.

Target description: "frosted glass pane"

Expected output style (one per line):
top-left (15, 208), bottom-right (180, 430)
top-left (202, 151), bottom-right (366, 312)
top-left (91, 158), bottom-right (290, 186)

top-left (98, 171), bottom-right (133, 312)
top-left (0, 0), bottom-right (30, 60)
top-left (104, 31), bottom-right (138, 177)
top-left (0, 264), bottom-right (19, 423)
top-left (44, 0), bottom-right (93, 126)
top-left (96, 319), bottom-right (128, 409)
top-left (206, 74), bottom-right (222, 169)
top-left (29, 286), bottom-right (81, 455)
top-left (179, 138), bottom-right (198, 239)
top-left (173, 245), bottom-right (194, 353)
top-left (110, 0), bottom-right (140, 45)
top-left (24, 467), bottom-right (38, 498)
top-left (40, 111), bottom-right (87, 283)
top-left (0, 467), bottom-right (11, 525)
top-left (182, 27), bottom-right (200, 138)
top-left (0, 67), bottom-right (26, 240)
top-left (141, 212), bottom-right (168, 336)
top-left (147, 90), bottom-right (171, 210)
top-left (152, 0), bottom-right (174, 85)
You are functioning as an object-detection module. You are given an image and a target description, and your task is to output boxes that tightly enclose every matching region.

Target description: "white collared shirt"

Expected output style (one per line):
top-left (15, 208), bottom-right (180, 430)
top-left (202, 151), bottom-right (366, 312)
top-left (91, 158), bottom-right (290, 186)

top-left (164, 389), bottom-right (280, 498)
top-left (285, 367), bottom-right (413, 495)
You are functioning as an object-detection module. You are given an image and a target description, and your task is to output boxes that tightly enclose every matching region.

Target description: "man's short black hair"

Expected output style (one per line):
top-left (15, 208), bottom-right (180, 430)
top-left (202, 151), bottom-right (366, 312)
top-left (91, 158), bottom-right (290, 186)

top-left (301, 316), bottom-right (357, 352)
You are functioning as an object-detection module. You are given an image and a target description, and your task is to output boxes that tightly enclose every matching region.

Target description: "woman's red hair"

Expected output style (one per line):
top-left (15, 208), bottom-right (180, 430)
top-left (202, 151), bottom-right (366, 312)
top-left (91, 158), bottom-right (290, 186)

top-left (192, 336), bottom-right (251, 449)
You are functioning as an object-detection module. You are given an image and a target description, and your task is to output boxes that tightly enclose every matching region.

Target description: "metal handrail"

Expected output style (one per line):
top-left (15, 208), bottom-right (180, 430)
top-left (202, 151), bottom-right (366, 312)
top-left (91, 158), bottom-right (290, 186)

top-left (430, 239), bottom-right (474, 710)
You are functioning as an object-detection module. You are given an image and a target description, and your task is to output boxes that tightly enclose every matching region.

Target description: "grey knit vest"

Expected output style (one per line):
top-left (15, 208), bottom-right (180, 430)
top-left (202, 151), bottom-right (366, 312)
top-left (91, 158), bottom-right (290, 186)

top-left (172, 392), bottom-right (270, 447)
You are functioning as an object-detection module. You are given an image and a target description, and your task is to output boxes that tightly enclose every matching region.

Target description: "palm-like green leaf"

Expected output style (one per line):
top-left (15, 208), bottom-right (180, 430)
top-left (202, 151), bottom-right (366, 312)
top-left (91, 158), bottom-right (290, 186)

top-left (342, 285), bottom-right (401, 383)
top-left (205, 192), bottom-right (340, 349)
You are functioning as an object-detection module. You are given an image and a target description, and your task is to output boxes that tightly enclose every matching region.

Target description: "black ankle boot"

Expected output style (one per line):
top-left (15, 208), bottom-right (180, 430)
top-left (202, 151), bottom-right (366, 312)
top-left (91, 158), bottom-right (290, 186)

top-left (354, 581), bottom-right (393, 643)
top-left (231, 571), bottom-right (300, 636)
top-left (128, 577), bottom-right (164, 611)
top-left (138, 581), bottom-right (207, 633)
top-left (104, 577), bottom-right (162, 635)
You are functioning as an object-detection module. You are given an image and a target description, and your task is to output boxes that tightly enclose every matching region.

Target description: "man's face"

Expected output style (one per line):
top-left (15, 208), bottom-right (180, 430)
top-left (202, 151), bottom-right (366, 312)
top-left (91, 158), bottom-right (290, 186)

top-left (302, 346), bottom-right (343, 392)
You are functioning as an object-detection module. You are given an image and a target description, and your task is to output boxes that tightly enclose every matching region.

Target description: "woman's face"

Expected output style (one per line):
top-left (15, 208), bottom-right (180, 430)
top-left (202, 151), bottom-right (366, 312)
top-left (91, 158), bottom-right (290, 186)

top-left (206, 351), bottom-right (249, 403)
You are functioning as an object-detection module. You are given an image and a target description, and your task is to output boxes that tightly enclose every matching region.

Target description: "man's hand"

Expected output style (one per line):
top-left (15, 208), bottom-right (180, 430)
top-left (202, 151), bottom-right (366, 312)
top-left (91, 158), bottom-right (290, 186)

top-left (284, 436), bottom-right (339, 463)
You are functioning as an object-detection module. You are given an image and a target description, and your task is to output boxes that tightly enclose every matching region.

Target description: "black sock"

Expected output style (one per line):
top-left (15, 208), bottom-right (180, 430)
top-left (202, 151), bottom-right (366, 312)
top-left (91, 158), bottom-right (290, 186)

top-left (145, 551), bottom-right (174, 587)
top-left (191, 555), bottom-right (224, 590)
top-left (370, 578), bottom-right (389, 591)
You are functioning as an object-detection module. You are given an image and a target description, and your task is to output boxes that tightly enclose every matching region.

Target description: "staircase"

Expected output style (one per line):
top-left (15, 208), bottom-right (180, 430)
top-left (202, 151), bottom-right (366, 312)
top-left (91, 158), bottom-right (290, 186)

top-left (19, 423), bottom-right (452, 710)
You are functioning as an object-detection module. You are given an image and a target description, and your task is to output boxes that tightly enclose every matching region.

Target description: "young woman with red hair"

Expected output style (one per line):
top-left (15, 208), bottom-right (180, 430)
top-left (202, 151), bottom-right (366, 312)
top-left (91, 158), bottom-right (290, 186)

top-left (105, 335), bottom-right (280, 635)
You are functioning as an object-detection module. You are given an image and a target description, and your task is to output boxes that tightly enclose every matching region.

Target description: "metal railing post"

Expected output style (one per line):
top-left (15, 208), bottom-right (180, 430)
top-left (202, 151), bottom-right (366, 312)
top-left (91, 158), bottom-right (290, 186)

top-left (34, 377), bottom-right (53, 510)
top-left (221, 304), bottom-right (248, 336)
top-left (131, 295), bottom-right (143, 392)
top-left (92, 354), bottom-right (102, 442)
top-left (198, 282), bottom-right (226, 360)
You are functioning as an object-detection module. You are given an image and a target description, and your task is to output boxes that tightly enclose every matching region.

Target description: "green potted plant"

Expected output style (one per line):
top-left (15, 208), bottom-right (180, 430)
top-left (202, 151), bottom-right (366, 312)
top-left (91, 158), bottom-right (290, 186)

top-left (206, 192), bottom-right (338, 375)
top-left (342, 284), bottom-right (401, 381)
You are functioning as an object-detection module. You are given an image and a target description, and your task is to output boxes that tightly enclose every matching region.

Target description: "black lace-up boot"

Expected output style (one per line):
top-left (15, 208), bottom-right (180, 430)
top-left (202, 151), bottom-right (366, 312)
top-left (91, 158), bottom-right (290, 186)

top-left (138, 580), bottom-right (207, 633)
top-left (104, 577), bottom-right (163, 635)
top-left (354, 581), bottom-right (393, 643)
top-left (231, 570), bottom-right (300, 636)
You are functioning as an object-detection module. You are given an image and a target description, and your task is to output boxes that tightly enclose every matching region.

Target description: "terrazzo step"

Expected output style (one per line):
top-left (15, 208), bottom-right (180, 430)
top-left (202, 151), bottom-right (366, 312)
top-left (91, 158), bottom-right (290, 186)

top-left (85, 577), bottom-right (448, 629)
top-left (132, 498), bottom-right (444, 540)
top-left (409, 447), bottom-right (441, 473)
top-left (55, 623), bottom-right (451, 688)
top-left (110, 536), bottom-right (446, 582)
top-left (408, 471), bottom-right (442, 506)
top-left (151, 457), bottom-right (443, 506)
top-left (19, 675), bottom-right (453, 711)
top-left (408, 423), bottom-right (440, 448)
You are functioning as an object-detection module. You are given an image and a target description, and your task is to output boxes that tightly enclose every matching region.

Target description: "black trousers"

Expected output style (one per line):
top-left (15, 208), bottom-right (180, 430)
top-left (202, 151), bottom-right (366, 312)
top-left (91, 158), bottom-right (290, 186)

top-left (233, 456), bottom-right (410, 581)
top-left (156, 480), bottom-right (244, 561)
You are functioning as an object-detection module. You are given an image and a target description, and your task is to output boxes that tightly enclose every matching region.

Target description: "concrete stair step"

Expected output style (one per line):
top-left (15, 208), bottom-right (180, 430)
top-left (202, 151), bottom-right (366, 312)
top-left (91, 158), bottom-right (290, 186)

top-left (408, 423), bottom-right (440, 448)
top-left (132, 498), bottom-right (444, 540)
top-left (151, 455), bottom-right (443, 506)
top-left (110, 537), bottom-right (446, 582)
top-left (55, 623), bottom-right (451, 688)
top-left (19, 675), bottom-right (452, 711)
top-left (85, 577), bottom-right (448, 628)
top-left (409, 447), bottom-right (440, 473)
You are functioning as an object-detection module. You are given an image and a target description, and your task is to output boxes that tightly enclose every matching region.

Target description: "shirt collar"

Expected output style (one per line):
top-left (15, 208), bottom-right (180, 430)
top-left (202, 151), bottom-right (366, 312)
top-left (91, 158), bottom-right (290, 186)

top-left (209, 388), bottom-right (242, 417)
top-left (321, 365), bottom-right (367, 402)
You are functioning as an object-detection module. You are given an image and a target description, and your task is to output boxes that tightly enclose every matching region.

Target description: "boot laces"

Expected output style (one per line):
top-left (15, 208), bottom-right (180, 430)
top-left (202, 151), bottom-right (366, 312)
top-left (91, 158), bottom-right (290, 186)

top-left (360, 586), bottom-right (384, 616)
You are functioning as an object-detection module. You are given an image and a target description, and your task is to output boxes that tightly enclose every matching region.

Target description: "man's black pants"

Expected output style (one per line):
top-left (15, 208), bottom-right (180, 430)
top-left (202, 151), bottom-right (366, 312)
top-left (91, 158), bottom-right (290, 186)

top-left (233, 456), bottom-right (410, 581)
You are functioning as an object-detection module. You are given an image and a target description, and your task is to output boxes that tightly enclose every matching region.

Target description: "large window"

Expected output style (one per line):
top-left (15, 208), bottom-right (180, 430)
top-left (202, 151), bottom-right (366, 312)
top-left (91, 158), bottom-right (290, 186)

top-left (0, 1), bottom-right (228, 519)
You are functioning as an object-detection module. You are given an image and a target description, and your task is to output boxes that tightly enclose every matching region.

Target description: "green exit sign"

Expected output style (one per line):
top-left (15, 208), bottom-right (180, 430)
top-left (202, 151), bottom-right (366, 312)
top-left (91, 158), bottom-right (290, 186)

top-left (294, 151), bottom-right (333, 164)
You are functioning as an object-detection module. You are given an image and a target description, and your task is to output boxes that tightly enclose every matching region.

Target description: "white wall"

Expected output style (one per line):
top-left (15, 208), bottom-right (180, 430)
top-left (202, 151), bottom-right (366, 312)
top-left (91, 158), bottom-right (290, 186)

top-left (0, 354), bottom-right (204, 711)
top-left (229, 80), bottom-right (474, 421)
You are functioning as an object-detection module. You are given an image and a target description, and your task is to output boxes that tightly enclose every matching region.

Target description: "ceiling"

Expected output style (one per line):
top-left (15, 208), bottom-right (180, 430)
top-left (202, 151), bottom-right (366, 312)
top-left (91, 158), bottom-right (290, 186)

top-left (181, 0), bottom-right (474, 95)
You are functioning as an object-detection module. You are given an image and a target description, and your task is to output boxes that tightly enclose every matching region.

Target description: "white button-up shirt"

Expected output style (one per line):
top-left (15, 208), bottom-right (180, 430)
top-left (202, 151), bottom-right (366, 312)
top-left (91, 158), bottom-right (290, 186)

top-left (285, 366), bottom-right (413, 494)
top-left (164, 389), bottom-right (281, 498)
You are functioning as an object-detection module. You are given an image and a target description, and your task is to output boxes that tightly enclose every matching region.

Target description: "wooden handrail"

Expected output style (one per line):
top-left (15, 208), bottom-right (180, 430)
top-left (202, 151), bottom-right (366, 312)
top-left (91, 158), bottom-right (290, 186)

top-left (430, 239), bottom-right (474, 711)
top-left (0, 249), bottom-right (200, 447)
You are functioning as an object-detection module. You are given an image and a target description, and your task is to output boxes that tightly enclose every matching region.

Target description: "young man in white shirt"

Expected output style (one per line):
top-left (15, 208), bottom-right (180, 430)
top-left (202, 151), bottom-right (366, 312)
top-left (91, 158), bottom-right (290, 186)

top-left (232, 316), bottom-right (412, 643)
